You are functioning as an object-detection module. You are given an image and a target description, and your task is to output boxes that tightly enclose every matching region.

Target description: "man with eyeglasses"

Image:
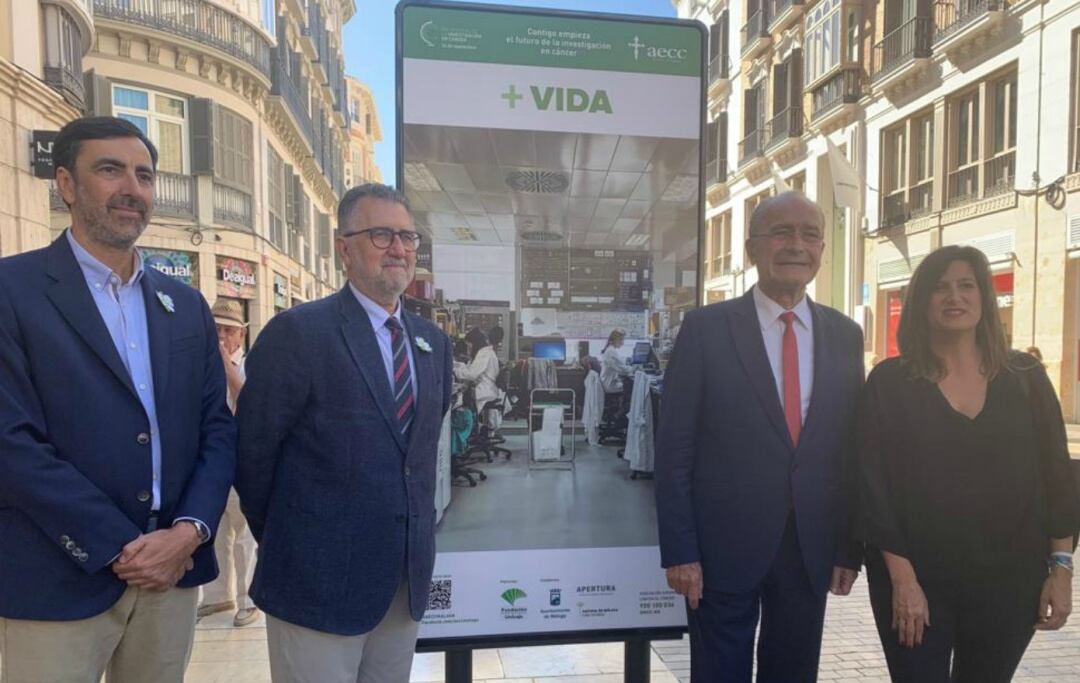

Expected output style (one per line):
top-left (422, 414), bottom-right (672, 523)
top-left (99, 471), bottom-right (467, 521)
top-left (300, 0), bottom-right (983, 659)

top-left (655, 191), bottom-right (865, 682)
top-left (235, 183), bottom-right (452, 683)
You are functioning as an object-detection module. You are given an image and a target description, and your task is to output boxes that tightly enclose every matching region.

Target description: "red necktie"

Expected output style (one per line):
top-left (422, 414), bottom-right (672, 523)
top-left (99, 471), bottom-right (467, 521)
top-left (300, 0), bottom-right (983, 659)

top-left (780, 311), bottom-right (801, 447)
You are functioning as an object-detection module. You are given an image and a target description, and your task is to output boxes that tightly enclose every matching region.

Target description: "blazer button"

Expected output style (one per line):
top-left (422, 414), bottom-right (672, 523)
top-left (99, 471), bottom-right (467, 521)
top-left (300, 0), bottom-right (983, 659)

top-left (136, 490), bottom-right (151, 503)
top-left (136, 433), bottom-right (150, 445)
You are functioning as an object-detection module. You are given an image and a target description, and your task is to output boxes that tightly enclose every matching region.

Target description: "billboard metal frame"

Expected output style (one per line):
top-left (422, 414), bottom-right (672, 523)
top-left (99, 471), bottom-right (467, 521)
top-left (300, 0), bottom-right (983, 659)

top-left (396, 0), bottom-right (706, 653)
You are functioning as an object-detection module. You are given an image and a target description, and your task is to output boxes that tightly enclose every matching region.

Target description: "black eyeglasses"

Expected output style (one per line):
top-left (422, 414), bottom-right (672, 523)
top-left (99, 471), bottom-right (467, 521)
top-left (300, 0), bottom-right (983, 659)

top-left (339, 227), bottom-right (422, 251)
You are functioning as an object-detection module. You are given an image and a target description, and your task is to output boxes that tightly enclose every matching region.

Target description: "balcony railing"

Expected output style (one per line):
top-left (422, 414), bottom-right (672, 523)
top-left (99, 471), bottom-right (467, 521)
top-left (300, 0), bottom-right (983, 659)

top-left (910, 180), bottom-right (934, 217)
top-left (43, 65), bottom-right (85, 110)
top-left (709, 55), bottom-right (731, 84)
top-left (881, 192), bottom-right (908, 228)
top-left (739, 129), bottom-right (765, 166)
top-left (271, 53), bottom-right (315, 149)
top-left (934, 0), bottom-right (1005, 44)
top-left (984, 150), bottom-right (1015, 197)
top-left (705, 159), bottom-right (729, 186)
top-left (92, 0), bottom-right (272, 79)
top-left (811, 68), bottom-right (863, 120)
top-left (766, 107), bottom-right (802, 149)
top-left (49, 173), bottom-right (196, 218)
top-left (213, 182), bottom-right (253, 229)
top-left (768, 0), bottom-right (805, 28)
top-left (154, 172), bottom-right (196, 218)
top-left (872, 16), bottom-right (933, 81)
top-left (947, 165), bottom-right (980, 207)
top-left (741, 9), bottom-right (770, 56)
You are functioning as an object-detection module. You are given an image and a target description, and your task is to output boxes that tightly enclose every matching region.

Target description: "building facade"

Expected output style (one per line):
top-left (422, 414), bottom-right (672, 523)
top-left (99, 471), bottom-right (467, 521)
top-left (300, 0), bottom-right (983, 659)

top-left (344, 75), bottom-right (382, 187)
top-left (7, 0), bottom-right (354, 339)
top-left (678, 0), bottom-right (1080, 417)
top-left (0, 0), bottom-right (94, 257)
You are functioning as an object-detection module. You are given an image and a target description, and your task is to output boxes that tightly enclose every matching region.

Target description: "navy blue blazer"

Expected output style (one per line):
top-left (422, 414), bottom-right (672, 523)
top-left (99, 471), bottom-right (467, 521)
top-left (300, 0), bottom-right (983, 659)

top-left (0, 234), bottom-right (236, 621)
top-left (655, 289), bottom-right (864, 596)
top-left (236, 288), bottom-right (452, 636)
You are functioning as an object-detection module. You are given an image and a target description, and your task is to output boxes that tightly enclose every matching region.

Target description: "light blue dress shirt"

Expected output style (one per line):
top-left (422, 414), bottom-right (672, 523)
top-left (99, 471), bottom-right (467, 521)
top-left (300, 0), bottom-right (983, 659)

top-left (66, 231), bottom-right (207, 538)
top-left (348, 283), bottom-right (418, 399)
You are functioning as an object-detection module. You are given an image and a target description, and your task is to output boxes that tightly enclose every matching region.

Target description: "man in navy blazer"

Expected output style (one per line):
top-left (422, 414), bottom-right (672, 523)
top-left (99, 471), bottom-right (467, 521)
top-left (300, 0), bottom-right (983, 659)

top-left (655, 192), bottom-right (864, 682)
top-left (237, 183), bottom-right (452, 683)
top-left (0, 117), bottom-right (235, 682)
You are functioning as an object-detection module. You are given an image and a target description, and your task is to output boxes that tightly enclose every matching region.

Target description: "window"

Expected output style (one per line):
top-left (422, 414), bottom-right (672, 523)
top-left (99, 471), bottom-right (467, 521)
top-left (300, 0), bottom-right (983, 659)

top-left (267, 145), bottom-right (286, 249)
top-left (213, 106), bottom-right (254, 190)
top-left (911, 112), bottom-right (934, 215)
top-left (350, 98), bottom-right (361, 124)
top-left (112, 85), bottom-right (188, 174)
top-left (805, 0), bottom-right (843, 86)
top-left (986, 71), bottom-right (1017, 195)
top-left (948, 88), bottom-right (980, 206)
top-left (708, 212), bottom-right (732, 278)
top-left (260, 0), bottom-right (276, 36)
top-left (42, 5), bottom-right (85, 108)
top-left (946, 67), bottom-right (1016, 205)
top-left (880, 110), bottom-right (934, 226)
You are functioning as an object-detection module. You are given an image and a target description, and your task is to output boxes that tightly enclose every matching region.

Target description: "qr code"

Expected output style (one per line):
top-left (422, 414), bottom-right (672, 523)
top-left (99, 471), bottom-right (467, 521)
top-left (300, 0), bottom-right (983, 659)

top-left (427, 579), bottom-right (452, 611)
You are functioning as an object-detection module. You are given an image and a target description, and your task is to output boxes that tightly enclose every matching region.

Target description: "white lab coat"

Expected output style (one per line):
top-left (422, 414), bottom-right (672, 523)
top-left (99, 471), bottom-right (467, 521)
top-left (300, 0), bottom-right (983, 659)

top-left (624, 370), bottom-right (655, 473)
top-left (600, 345), bottom-right (634, 394)
top-left (582, 370), bottom-right (605, 446)
top-left (455, 345), bottom-right (501, 408)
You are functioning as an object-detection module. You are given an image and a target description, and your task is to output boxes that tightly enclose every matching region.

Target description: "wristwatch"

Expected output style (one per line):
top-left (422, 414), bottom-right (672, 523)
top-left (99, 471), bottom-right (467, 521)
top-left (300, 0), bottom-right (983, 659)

top-left (177, 519), bottom-right (211, 543)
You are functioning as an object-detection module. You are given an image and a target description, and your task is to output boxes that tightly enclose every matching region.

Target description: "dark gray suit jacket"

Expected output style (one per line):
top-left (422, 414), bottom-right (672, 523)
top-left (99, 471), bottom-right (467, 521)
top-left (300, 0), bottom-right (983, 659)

top-left (236, 287), bottom-right (452, 635)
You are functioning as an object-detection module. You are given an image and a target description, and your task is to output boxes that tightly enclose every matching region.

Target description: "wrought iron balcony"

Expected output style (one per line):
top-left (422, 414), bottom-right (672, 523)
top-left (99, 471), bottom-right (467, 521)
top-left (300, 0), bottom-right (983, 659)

top-left (984, 151), bottom-right (1015, 197)
top-left (271, 52), bottom-right (315, 150)
top-left (741, 9), bottom-right (771, 58)
top-left (768, 0), bottom-right (805, 32)
top-left (766, 107), bottom-right (802, 149)
top-left (709, 55), bottom-right (731, 83)
top-left (880, 192), bottom-right (908, 228)
top-left (910, 180), bottom-right (934, 217)
top-left (739, 129), bottom-right (765, 166)
top-left (811, 68), bottom-right (863, 120)
top-left (946, 165), bottom-right (979, 208)
top-left (213, 182), bottom-right (253, 229)
top-left (92, 0), bottom-right (272, 79)
top-left (872, 16), bottom-right (933, 82)
top-left (705, 159), bottom-right (729, 187)
top-left (43, 65), bottom-right (85, 110)
top-left (934, 0), bottom-right (1006, 46)
top-left (154, 172), bottom-right (196, 218)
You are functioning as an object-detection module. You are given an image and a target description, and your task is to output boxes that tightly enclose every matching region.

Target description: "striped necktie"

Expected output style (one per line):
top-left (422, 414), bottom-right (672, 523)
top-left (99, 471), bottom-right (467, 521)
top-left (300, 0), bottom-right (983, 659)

top-left (385, 317), bottom-right (415, 437)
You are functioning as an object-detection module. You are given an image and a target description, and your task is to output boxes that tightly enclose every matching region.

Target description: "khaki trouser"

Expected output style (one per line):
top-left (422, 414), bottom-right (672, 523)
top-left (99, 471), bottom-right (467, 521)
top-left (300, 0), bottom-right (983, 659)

top-left (267, 580), bottom-right (420, 683)
top-left (0, 586), bottom-right (197, 683)
top-left (201, 489), bottom-right (256, 610)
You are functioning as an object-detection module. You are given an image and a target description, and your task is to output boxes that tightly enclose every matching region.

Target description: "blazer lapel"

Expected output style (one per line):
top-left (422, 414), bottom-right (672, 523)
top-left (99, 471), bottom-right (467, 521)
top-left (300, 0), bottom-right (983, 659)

top-left (44, 235), bottom-right (138, 398)
top-left (730, 290), bottom-right (794, 450)
top-left (796, 298), bottom-right (834, 449)
top-left (401, 311), bottom-right (435, 446)
top-left (337, 289), bottom-right (407, 454)
top-left (139, 271), bottom-right (172, 408)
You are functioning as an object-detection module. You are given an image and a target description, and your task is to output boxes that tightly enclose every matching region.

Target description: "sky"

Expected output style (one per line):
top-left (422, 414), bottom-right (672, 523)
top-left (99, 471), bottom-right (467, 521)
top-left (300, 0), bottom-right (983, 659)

top-left (341, 0), bottom-right (678, 184)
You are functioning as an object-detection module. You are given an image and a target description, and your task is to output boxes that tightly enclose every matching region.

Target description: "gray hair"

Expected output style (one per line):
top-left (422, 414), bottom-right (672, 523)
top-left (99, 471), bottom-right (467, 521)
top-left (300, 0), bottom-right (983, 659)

top-left (747, 191), bottom-right (825, 237)
top-left (337, 183), bottom-right (411, 233)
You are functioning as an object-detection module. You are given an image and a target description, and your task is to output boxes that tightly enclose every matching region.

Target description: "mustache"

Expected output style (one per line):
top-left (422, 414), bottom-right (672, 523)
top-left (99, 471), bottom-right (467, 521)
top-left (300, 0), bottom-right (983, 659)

top-left (108, 197), bottom-right (148, 214)
top-left (381, 258), bottom-right (409, 267)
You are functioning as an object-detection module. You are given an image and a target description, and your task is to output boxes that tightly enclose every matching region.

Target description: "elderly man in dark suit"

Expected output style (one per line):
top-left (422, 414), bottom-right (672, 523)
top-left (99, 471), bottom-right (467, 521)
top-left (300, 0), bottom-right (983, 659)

top-left (655, 192), bottom-right (864, 682)
top-left (237, 183), bottom-right (452, 683)
top-left (0, 117), bottom-right (235, 683)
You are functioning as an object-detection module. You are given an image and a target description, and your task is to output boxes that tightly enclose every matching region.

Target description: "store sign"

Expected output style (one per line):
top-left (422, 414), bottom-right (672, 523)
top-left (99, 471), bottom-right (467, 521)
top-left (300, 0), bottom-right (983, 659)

top-left (30, 130), bottom-right (58, 179)
top-left (142, 249), bottom-right (198, 286)
top-left (217, 257), bottom-right (257, 299)
top-left (273, 272), bottom-right (289, 309)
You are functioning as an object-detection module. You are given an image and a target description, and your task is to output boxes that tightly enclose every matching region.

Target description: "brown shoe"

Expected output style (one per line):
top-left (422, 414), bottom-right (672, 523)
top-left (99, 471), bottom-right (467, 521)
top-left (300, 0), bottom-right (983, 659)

top-left (233, 607), bottom-right (260, 627)
top-left (197, 600), bottom-right (235, 618)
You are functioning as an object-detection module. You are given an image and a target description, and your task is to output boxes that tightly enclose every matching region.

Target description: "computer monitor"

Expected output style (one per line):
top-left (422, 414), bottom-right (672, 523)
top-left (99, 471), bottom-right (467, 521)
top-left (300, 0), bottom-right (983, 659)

top-left (531, 339), bottom-right (566, 362)
top-left (631, 342), bottom-right (652, 365)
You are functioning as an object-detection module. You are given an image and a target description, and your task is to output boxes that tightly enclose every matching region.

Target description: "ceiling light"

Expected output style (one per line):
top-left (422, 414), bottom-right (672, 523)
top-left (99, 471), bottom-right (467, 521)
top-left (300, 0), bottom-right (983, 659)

top-left (404, 163), bottom-right (441, 192)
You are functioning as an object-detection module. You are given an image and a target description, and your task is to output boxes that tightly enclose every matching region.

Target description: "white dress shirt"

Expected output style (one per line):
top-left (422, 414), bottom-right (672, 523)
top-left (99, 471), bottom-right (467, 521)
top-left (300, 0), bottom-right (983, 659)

top-left (349, 284), bottom-right (418, 399)
top-left (752, 285), bottom-right (814, 423)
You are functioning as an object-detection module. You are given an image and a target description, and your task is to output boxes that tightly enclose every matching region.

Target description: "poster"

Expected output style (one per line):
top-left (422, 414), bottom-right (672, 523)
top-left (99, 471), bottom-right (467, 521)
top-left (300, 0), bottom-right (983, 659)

top-left (399, 0), bottom-right (703, 643)
top-left (216, 256), bottom-right (258, 300)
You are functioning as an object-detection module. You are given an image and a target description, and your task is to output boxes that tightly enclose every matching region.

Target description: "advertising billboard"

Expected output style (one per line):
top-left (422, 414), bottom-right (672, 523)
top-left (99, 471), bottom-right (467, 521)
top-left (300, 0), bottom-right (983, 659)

top-left (399, 0), bottom-right (703, 645)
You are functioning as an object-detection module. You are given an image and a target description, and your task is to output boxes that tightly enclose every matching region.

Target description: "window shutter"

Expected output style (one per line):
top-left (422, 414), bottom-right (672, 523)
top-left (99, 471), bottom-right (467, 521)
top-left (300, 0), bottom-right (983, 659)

top-left (82, 70), bottom-right (112, 116)
top-left (318, 213), bottom-right (331, 256)
top-left (719, 112), bottom-right (729, 170)
top-left (706, 119), bottom-right (718, 168)
top-left (190, 98), bottom-right (215, 175)
top-left (720, 11), bottom-right (730, 68)
top-left (709, 22), bottom-right (721, 63)
top-left (284, 163), bottom-right (295, 225)
top-left (790, 49), bottom-right (803, 119)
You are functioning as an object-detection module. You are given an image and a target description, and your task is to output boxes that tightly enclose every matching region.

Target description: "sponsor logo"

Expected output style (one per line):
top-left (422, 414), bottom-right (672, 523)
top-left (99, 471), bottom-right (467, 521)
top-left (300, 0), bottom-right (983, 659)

top-left (628, 35), bottom-right (688, 63)
top-left (549, 589), bottom-right (561, 606)
top-left (500, 588), bottom-right (527, 606)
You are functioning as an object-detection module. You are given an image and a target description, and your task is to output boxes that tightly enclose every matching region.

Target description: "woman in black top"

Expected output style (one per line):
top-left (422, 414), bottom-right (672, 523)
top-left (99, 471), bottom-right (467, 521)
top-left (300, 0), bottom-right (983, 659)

top-left (857, 246), bottom-right (1078, 683)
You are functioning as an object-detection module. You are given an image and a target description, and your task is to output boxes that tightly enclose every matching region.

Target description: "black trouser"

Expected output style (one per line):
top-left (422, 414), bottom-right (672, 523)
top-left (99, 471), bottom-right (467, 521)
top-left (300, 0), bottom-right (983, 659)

top-left (866, 550), bottom-right (1046, 683)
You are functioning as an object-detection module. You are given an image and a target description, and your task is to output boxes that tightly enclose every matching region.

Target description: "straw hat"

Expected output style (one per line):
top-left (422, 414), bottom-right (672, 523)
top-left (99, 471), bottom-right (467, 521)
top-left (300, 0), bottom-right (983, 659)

top-left (211, 299), bottom-right (247, 328)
